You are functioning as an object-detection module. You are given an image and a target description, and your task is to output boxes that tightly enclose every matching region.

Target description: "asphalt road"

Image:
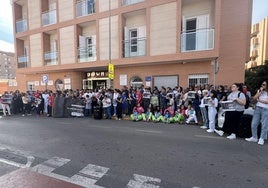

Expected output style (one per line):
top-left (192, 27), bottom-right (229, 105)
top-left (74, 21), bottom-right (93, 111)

top-left (0, 115), bottom-right (267, 188)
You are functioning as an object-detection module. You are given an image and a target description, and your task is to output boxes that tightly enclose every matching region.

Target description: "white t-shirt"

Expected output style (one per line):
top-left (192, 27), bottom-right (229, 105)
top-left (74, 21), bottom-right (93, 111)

top-left (256, 91), bottom-right (268, 109)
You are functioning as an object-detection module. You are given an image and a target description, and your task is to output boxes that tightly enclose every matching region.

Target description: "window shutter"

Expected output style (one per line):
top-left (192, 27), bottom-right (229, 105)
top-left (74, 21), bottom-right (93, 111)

top-left (124, 27), bottom-right (130, 57)
top-left (138, 26), bottom-right (146, 56)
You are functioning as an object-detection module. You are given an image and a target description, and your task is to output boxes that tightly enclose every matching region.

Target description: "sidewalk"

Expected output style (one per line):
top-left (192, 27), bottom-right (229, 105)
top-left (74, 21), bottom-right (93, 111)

top-left (0, 169), bottom-right (83, 188)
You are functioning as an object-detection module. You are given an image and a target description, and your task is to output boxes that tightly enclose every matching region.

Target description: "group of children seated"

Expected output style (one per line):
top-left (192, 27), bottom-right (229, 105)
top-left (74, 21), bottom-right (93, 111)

top-left (130, 103), bottom-right (198, 124)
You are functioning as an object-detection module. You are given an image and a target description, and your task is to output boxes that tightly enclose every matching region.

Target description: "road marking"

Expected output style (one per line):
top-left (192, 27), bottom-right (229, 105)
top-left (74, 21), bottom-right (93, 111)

top-left (71, 164), bottom-right (109, 188)
top-left (31, 157), bottom-right (70, 174)
top-left (127, 174), bottom-right (161, 188)
top-left (195, 135), bottom-right (224, 139)
top-left (0, 155), bottom-right (35, 169)
top-left (135, 129), bottom-right (162, 134)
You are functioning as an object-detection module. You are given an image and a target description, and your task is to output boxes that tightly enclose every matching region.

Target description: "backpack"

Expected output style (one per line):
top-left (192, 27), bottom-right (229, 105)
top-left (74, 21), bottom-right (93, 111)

top-left (238, 92), bottom-right (250, 109)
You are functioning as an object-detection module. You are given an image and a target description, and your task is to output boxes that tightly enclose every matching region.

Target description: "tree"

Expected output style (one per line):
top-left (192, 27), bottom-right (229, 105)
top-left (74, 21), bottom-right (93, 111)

top-left (245, 60), bottom-right (268, 93)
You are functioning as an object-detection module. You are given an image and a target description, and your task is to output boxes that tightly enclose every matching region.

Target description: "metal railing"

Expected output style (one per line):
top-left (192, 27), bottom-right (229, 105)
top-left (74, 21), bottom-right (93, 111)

top-left (76, 0), bottom-right (95, 17)
top-left (44, 51), bottom-right (58, 65)
top-left (181, 28), bottom-right (214, 52)
top-left (78, 46), bottom-right (97, 62)
top-left (17, 55), bottom-right (28, 68)
top-left (122, 0), bottom-right (144, 6)
top-left (16, 19), bottom-right (27, 33)
top-left (123, 37), bottom-right (146, 58)
top-left (42, 9), bottom-right (57, 26)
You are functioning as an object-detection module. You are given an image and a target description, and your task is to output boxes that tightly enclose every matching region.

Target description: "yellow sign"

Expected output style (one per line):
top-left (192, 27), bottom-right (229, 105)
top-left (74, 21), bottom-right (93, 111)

top-left (108, 63), bottom-right (114, 79)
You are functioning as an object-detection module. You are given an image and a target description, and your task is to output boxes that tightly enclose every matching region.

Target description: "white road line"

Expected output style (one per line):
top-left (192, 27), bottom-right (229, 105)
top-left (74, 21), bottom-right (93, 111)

top-left (31, 157), bottom-right (70, 174)
top-left (127, 174), bottom-right (161, 188)
top-left (0, 156), bottom-right (35, 168)
top-left (71, 164), bottom-right (109, 188)
top-left (135, 129), bottom-right (162, 134)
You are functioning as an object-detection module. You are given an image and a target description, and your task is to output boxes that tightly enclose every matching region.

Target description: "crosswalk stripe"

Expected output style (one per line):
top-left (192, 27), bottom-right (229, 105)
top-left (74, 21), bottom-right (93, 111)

top-left (71, 164), bottom-right (109, 188)
top-left (127, 174), bottom-right (161, 188)
top-left (31, 157), bottom-right (71, 174)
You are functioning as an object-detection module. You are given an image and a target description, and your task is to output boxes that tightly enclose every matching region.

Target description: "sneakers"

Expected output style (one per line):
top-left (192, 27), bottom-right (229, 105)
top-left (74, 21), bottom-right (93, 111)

top-left (245, 137), bottom-right (258, 142)
top-left (227, 133), bottom-right (236, 140)
top-left (258, 138), bottom-right (264, 145)
top-left (215, 130), bottom-right (224, 137)
top-left (200, 126), bottom-right (208, 129)
top-left (206, 129), bottom-right (214, 133)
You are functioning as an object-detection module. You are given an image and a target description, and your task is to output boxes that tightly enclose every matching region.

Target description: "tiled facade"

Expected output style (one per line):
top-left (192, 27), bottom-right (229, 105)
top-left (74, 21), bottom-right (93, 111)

top-left (246, 16), bottom-right (268, 69)
top-left (11, 0), bottom-right (252, 92)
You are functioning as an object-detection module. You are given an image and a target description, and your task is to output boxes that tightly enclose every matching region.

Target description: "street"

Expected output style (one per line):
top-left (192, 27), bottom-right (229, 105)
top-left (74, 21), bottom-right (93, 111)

top-left (0, 115), bottom-right (267, 188)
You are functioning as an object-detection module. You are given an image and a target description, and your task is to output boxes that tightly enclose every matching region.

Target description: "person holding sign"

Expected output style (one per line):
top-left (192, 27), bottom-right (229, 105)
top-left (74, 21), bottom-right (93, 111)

top-left (215, 83), bottom-right (246, 139)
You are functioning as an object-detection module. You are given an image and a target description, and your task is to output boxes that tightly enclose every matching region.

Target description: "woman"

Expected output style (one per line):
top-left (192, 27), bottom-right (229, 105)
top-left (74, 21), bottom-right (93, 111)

top-left (206, 90), bottom-right (218, 133)
top-left (246, 81), bottom-right (268, 145)
top-left (215, 83), bottom-right (246, 139)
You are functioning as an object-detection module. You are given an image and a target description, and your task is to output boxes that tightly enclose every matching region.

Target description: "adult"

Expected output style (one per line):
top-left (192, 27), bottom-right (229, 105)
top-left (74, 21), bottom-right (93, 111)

top-left (215, 83), bottom-right (246, 139)
top-left (246, 81), bottom-right (268, 145)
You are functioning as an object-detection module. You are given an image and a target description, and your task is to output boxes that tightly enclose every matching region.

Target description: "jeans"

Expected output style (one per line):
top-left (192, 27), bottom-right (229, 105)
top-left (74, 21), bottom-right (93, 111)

top-left (208, 107), bottom-right (217, 131)
top-left (251, 106), bottom-right (268, 140)
top-left (104, 106), bottom-right (111, 119)
top-left (200, 107), bottom-right (209, 127)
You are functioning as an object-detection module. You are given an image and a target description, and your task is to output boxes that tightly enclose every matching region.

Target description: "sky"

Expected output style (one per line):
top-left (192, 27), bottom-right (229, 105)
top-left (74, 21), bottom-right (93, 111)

top-left (0, 0), bottom-right (268, 53)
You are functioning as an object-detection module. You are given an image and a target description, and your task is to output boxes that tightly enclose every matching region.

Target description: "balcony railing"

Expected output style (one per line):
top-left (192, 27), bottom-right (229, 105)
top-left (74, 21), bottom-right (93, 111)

top-left (17, 55), bottom-right (28, 68)
top-left (78, 46), bottom-right (96, 62)
top-left (76, 0), bottom-right (95, 17)
top-left (181, 29), bottom-right (214, 52)
top-left (122, 0), bottom-right (144, 6)
top-left (42, 9), bottom-right (57, 26)
top-left (16, 19), bottom-right (27, 33)
top-left (44, 51), bottom-right (58, 65)
top-left (123, 37), bottom-right (146, 58)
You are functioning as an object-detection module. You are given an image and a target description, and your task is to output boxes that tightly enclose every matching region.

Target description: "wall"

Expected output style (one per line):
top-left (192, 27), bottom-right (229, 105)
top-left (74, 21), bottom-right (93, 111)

top-left (150, 2), bottom-right (177, 56)
top-left (28, 0), bottom-right (40, 30)
top-left (60, 26), bottom-right (75, 64)
top-left (99, 15), bottom-right (119, 60)
top-left (58, 0), bottom-right (74, 22)
top-left (30, 33), bottom-right (42, 67)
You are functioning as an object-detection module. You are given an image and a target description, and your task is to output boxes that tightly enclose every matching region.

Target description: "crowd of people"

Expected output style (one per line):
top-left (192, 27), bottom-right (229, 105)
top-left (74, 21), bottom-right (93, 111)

top-left (0, 81), bottom-right (267, 145)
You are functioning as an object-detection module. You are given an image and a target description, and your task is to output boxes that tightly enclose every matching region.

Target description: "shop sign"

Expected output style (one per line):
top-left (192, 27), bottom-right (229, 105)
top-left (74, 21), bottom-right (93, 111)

top-left (108, 63), bottom-right (114, 79)
top-left (87, 71), bottom-right (108, 78)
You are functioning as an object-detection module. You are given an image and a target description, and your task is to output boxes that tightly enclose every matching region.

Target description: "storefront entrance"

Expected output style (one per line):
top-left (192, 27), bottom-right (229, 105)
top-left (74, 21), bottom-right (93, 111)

top-left (82, 71), bottom-right (111, 90)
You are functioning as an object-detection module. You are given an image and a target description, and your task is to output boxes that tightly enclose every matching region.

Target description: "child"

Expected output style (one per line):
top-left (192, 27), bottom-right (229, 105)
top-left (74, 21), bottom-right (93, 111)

top-left (152, 107), bottom-right (163, 122)
top-left (130, 103), bottom-right (144, 121)
top-left (174, 105), bottom-right (186, 124)
top-left (185, 104), bottom-right (198, 125)
top-left (142, 107), bottom-right (153, 122)
top-left (206, 90), bottom-right (218, 133)
top-left (163, 109), bottom-right (174, 124)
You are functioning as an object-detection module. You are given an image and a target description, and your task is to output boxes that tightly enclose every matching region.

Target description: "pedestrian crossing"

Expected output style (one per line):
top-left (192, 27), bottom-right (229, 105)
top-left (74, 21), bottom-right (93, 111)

top-left (0, 154), bottom-right (162, 188)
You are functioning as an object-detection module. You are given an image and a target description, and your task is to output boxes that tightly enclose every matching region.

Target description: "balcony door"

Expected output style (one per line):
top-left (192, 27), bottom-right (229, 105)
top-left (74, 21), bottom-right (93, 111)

top-left (183, 14), bottom-right (209, 51)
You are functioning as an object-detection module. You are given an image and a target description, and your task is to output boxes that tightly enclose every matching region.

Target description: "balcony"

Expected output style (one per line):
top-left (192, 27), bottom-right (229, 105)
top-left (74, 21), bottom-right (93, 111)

top-left (76, 0), bottom-right (95, 17)
top-left (78, 46), bottom-right (96, 62)
top-left (42, 9), bottom-right (57, 26)
top-left (122, 0), bottom-right (144, 6)
top-left (44, 51), bottom-right (58, 65)
top-left (123, 37), bottom-right (146, 58)
top-left (181, 29), bottom-right (214, 52)
top-left (17, 55), bottom-right (28, 68)
top-left (16, 19), bottom-right (27, 33)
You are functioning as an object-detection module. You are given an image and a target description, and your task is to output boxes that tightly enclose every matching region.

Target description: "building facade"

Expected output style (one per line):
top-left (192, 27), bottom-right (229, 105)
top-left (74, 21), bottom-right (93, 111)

top-left (246, 16), bottom-right (268, 69)
top-left (0, 51), bottom-right (16, 93)
top-left (11, 0), bottom-right (252, 92)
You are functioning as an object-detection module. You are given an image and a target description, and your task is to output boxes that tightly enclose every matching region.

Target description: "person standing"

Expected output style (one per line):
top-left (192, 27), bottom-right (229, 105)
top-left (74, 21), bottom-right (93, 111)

top-left (102, 95), bottom-right (112, 119)
top-left (215, 83), bottom-right (246, 139)
top-left (246, 81), bottom-right (268, 145)
top-left (206, 90), bottom-right (218, 133)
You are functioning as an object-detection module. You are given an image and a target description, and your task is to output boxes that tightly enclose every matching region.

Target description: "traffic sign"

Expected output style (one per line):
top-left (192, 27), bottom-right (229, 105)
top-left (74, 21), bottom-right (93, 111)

top-left (42, 74), bottom-right (49, 84)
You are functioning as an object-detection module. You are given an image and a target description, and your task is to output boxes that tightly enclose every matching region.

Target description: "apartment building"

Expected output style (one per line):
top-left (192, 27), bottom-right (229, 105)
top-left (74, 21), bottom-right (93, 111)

top-left (11, 0), bottom-right (252, 92)
top-left (246, 16), bottom-right (268, 69)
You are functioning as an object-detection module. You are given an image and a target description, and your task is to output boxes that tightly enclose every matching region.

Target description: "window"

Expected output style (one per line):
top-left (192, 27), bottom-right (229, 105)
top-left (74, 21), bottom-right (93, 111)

top-left (188, 74), bottom-right (209, 87)
top-left (130, 29), bottom-right (138, 53)
top-left (130, 76), bottom-right (143, 88)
